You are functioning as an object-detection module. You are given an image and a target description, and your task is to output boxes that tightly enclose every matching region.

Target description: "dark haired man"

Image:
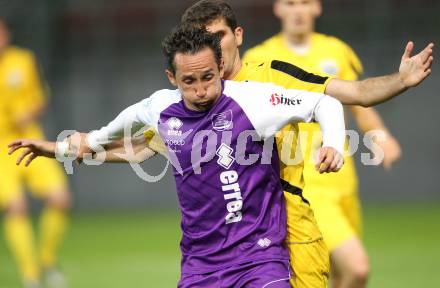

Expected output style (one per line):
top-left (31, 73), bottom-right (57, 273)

top-left (9, 25), bottom-right (346, 287)
top-left (180, 0), bottom-right (433, 287)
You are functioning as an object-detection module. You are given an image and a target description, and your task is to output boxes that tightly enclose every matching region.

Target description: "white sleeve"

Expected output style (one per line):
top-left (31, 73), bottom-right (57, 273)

top-left (87, 98), bottom-right (154, 150)
top-left (312, 96), bottom-right (345, 155)
top-left (225, 80), bottom-right (345, 154)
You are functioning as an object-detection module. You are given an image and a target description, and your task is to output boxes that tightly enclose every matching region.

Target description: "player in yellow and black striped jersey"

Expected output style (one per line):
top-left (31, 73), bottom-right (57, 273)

top-left (0, 19), bottom-right (70, 288)
top-left (244, 1), bottom-right (402, 287)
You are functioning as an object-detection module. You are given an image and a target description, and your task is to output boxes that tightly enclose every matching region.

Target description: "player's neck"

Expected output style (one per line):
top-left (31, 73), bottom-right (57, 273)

top-left (283, 32), bottom-right (312, 55)
top-left (224, 52), bottom-right (242, 80)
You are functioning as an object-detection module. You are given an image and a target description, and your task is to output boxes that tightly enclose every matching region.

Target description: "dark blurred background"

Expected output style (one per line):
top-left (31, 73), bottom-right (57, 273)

top-left (1, 0), bottom-right (439, 210)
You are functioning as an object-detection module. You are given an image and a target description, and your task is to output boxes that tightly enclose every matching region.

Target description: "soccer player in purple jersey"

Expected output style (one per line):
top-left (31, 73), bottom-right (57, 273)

top-left (8, 25), bottom-right (346, 287)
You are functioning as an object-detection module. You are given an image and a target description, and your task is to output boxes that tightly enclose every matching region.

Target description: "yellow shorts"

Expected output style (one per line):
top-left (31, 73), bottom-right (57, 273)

top-left (304, 186), bottom-right (362, 252)
top-left (0, 142), bottom-right (67, 209)
top-left (284, 192), bottom-right (330, 287)
top-left (284, 191), bottom-right (323, 244)
top-left (288, 238), bottom-right (330, 288)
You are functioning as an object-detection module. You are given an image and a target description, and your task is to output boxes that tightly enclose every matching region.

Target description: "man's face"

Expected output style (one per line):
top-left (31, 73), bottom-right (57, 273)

top-left (274, 0), bottom-right (321, 36)
top-left (166, 48), bottom-right (224, 112)
top-left (205, 18), bottom-right (243, 79)
top-left (0, 21), bottom-right (10, 51)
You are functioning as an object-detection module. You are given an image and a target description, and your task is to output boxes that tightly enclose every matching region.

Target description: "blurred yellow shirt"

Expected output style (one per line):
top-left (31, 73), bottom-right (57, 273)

top-left (243, 32), bottom-right (363, 190)
top-left (0, 47), bottom-right (68, 206)
top-left (0, 46), bottom-right (46, 142)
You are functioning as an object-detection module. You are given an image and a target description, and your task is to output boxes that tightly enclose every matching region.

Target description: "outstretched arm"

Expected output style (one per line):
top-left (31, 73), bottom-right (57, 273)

top-left (7, 132), bottom-right (157, 166)
top-left (326, 42), bottom-right (434, 106)
top-left (8, 97), bottom-right (158, 166)
top-left (98, 136), bottom-right (157, 163)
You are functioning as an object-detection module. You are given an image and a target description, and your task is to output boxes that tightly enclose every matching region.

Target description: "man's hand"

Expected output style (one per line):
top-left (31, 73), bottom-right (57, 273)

top-left (399, 41), bottom-right (434, 88)
top-left (325, 41), bottom-right (434, 107)
top-left (315, 147), bottom-right (344, 174)
top-left (374, 132), bottom-right (402, 170)
top-left (8, 139), bottom-right (56, 166)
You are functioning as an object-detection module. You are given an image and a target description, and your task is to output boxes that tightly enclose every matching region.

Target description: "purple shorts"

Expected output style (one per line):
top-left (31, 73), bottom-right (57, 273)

top-left (178, 260), bottom-right (291, 288)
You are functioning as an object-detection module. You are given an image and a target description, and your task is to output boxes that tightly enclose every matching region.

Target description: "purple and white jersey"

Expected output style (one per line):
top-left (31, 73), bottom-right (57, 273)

top-left (87, 80), bottom-right (345, 274)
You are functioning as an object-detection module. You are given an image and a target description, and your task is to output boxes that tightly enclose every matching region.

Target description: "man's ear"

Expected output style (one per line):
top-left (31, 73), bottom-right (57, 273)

top-left (273, 1), bottom-right (282, 19)
top-left (234, 26), bottom-right (243, 47)
top-left (165, 69), bottom-right (177, 87)
top-left (313, 0), bottom-right (322, 18)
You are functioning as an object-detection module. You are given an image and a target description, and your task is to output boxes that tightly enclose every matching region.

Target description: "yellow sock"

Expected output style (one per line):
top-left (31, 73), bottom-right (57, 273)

top-left (4, 214), bottom-right (40, 283)
top-left (39, 207), bottom-right (68, 269)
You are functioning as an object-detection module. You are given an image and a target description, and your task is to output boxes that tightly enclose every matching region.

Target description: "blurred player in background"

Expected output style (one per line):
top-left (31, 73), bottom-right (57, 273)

top-left (244, 0), bottom-right (403, 287)
top-left (0, 18), bottom-right (70, 288)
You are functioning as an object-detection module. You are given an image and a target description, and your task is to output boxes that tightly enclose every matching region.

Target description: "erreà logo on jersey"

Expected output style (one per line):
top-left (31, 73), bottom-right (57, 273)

top-left (270, 93), bottom-right (302, 106)
top-left (167, 117), bottom-right (183, 136)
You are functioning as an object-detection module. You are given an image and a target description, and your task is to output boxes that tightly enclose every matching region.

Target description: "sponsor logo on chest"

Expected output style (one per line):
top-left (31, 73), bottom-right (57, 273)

top-left (270, 93), bottom-right (302, 106)
top-left (6, 70), bottom-right (23, 89)
top-left (320, 59), bottom-right (339, 76)
top-left (163, 117), bottom-right (191, 152)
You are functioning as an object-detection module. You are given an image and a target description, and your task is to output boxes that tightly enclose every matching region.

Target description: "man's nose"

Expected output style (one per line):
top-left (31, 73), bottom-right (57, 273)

top-left (195, 83), bottom-right (207, 98)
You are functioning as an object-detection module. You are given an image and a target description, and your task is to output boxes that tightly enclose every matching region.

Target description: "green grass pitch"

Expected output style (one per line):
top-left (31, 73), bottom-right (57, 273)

top-left (1, 203), bottom-right (439, 287)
